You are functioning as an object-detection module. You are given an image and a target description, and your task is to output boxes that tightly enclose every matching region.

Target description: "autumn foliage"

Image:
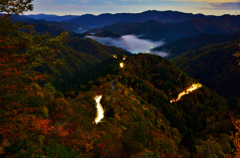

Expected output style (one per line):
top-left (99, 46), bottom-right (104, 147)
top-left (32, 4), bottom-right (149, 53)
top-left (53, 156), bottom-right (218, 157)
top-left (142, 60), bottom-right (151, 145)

top-left (1, 1), bottom-right (239, 157)
top-left (231, 117), bottom-right (240, 157)
top-left (0, 6), bottom-right (68, 156)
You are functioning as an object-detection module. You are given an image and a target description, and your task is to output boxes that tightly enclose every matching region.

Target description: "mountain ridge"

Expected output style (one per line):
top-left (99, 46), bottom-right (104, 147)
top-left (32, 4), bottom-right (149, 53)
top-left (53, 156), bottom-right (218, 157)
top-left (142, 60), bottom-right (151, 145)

top-left (87, 17), bottom-right (240, 41)
top-left (23, 10), bottom-right (213, 28)
top-left (67, 10), bottom-right (211, 28)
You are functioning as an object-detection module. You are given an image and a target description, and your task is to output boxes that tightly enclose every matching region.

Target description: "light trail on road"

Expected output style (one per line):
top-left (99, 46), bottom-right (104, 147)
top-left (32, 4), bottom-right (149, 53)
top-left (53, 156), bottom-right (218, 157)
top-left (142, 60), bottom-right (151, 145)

top-left (94, 95), bottom-right (104, 124)
top-left (120, 62), bottom-right (124, 68)
top-left (170, 83), bottom-right (202, 103)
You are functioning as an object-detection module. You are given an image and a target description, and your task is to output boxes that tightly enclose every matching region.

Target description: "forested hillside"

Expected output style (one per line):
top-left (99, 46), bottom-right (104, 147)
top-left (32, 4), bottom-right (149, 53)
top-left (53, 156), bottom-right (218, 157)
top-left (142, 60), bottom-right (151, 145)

top-left (171, 39), bottom-right (240, 107)
top-left (154, 33), bottom-right (240, 58)
top-left (53, 54), bottom-right (233, 157)
top-left (31, 36), bottom-right (130, 79)
top-left (87, 17), bottom-right (240, 41)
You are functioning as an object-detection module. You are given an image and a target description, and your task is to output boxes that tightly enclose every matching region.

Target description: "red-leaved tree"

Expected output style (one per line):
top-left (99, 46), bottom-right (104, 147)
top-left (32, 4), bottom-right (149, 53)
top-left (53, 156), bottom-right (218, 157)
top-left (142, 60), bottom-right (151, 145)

top-left (0, 1), bottom-right (68, 156)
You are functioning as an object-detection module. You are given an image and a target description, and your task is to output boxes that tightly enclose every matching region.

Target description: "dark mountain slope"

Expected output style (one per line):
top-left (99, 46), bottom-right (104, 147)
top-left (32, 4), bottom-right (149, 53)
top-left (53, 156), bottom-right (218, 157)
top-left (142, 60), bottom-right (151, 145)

top-left (86, 22), bottom-right (139, 35)
top-left (54, 53), bottom-right (233, 157)
top-left (65, 37), bottom-right (130, 60)
top-left (154, 33), bottom-right (240, 58)
top-left (34, 36), bottom-right (130, 78)
top-left (25, 14), bottom-right (79, 21)
top-left (19, 19), bottom-right (89, 35)
top-left (67, 10), bottom-right (208, 28)
top-left (117, 54), bottom-right (230, 134)
top-left (171, 39), bottom-right (240, 106)
top-left (88, 17), bottom-right (240, 41)
top-left (93, 31), bottom-right (122, 38)
top-left (17, 21), bottom-right (130, 78)
top-left (35, 43), bottom-right (99, 78)
top-left (20, 21), bottom-right (81, 37)
top-left (61, 53), bottom-right (230, 135)
top-left (37, 20), bottom-right (89, 33)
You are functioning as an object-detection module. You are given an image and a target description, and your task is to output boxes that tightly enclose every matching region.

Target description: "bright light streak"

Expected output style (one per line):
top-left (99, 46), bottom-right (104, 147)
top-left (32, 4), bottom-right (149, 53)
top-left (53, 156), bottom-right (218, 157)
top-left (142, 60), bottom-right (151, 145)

top-left (170, 83), bottom-right (202, 103)
top-left (120, 62), bottom-right (124, 68)
top-left (94, 95), bottom-right (104, 124)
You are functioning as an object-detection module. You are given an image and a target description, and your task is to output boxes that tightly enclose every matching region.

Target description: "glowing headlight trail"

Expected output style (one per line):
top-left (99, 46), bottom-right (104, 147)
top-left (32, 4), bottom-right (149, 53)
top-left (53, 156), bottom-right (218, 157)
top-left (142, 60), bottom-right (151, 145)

top-left (170, 83), bottom-right (202, 103)
top-left (120, 62), bottom-right (124, 68)
top-left (94, 95), bottom-right (104, 124)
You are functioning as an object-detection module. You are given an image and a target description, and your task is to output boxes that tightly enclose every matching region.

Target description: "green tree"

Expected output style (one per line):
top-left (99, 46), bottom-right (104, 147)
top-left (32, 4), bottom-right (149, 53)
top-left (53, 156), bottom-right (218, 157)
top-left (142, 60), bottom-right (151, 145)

top-left (0, 0), bottom-right (33, 15)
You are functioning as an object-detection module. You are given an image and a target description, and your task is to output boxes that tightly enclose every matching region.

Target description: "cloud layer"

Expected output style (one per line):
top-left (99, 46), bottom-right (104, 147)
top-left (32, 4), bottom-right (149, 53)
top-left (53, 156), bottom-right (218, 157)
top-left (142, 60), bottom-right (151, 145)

top-left (210, 2), bottom-right (240, 10)
top-left (87, 35), bottom-right (169, 57)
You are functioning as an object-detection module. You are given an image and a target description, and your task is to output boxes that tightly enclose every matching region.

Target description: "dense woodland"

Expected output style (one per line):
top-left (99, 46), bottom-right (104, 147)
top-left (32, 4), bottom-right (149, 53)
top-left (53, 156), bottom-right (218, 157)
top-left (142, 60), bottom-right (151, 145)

top-left (1, 1), bottom-right (240, 158)
top-left (154, 33), bottom-right (240, 58)
top-left (171, 39), bottom-right (240, 106)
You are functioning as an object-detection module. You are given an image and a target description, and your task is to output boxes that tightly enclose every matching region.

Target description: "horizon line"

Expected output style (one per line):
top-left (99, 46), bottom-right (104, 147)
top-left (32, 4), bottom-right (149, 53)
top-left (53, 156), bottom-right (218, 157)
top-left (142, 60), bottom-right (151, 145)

top-left (24, 9), bottom-right (239, 17)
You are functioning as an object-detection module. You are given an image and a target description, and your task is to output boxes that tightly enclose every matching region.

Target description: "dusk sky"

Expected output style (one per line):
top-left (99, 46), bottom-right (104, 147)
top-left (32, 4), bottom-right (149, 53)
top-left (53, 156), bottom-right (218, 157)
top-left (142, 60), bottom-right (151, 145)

top-left (28, 0), bottom-right (240, 16)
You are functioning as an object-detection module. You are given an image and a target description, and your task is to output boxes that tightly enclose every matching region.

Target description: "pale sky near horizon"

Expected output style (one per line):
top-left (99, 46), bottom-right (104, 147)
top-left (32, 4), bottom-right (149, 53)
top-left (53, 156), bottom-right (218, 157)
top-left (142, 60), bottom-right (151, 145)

top-left (26, 0), bottom-right (240, 16)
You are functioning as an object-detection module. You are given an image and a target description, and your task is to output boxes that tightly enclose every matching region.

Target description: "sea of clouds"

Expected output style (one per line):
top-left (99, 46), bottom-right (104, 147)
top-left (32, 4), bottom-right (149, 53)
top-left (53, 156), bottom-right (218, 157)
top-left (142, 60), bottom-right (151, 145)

top-left (86, 34), bottom-right (169, 57)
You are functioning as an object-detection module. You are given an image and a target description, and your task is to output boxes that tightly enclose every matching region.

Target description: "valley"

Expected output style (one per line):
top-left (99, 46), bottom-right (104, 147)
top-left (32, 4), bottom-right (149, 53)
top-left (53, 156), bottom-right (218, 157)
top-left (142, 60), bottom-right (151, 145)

top-left (86, 34), bottom-right (167, 56)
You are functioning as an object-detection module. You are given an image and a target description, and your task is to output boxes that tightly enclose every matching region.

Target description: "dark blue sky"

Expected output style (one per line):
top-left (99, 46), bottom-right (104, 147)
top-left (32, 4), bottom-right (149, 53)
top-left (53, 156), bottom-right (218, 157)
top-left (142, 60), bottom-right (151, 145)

top-left (28, 0), bottom-right (240, 15)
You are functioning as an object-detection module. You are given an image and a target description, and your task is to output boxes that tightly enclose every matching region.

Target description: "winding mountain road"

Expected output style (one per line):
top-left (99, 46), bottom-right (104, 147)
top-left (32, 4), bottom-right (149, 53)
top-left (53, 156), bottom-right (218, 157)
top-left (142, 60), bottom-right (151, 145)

top-left (170, 83), bottom-right (202, 103)
top-left (94, 95), bottom-right (104, 124)
top-left (110, 80), bottom-right (115, 92)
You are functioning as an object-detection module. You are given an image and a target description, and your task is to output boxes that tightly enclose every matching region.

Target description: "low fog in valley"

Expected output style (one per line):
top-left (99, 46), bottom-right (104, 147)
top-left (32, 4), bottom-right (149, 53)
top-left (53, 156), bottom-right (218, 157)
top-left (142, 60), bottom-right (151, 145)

top-left (87, 35), bottom-right (169, 57)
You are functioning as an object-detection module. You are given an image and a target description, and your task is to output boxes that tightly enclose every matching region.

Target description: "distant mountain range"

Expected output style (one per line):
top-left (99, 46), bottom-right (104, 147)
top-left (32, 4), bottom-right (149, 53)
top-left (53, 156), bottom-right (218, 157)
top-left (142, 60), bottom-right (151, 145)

top-left (66, 10), bottom-right (208, 28)
top-left (12, 10), bottom-right (240, 42)
top-left (26, 14), bottom-right (79, 22)
top-left (24, 10), bottom-right (209, 28)
top-left (87, 16), bottom-right (240, 41)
